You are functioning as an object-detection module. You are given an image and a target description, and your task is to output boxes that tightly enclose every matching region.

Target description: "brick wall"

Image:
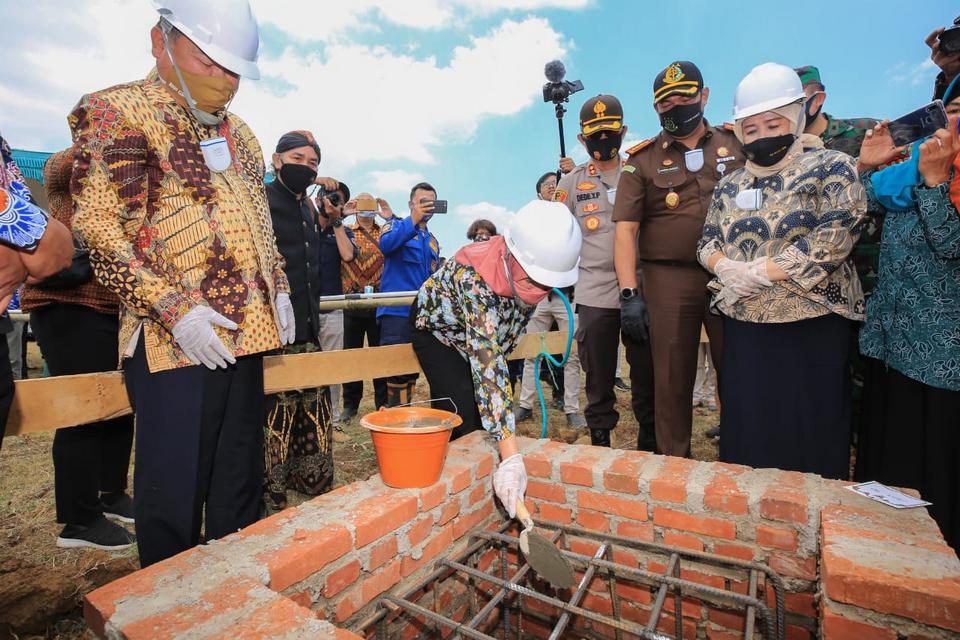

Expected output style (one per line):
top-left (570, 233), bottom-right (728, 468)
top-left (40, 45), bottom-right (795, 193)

top-left (84, 433), bottom-right (960, 639)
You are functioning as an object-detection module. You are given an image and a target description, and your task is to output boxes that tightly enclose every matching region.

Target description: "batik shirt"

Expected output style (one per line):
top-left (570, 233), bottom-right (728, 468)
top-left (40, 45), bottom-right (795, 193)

top-left (69, 70), bottom-right (290, 372)
top-left (0, 133), bottom-right (49, 251)
top-left (414, 260), bottom-right (535, 440)
top-left (698, 149), bottom-right (867, 323)
top-left (859, 178), bottom-right (960, 391)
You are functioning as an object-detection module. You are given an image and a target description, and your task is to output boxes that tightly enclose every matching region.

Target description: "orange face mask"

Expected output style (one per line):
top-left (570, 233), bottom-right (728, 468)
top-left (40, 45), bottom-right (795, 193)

top-left (160, 65), bottom-right (236, 115)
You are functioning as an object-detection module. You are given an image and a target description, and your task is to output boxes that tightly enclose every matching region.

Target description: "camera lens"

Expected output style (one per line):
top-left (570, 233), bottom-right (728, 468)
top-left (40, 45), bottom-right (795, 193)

top-left (328, 192), bottom-right (342, 207)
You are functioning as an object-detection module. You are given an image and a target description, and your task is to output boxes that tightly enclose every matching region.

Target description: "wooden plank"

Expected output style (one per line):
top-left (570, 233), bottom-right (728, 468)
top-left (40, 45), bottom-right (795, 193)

top-left (4, 331), bottom-right (569, 438)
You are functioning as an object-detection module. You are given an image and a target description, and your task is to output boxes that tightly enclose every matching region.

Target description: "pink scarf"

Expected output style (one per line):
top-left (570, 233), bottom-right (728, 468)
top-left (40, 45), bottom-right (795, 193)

top-left (454, 236), bottom-right (549, 306)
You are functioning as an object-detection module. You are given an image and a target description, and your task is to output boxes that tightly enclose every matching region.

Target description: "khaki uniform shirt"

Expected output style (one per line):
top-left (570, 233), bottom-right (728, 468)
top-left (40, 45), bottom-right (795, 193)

top-left (612, 123), bottom-right (744, 263)
top-left (554, 161), bottom-right (621, 309)
top-left (70, 71), bottom-right (289, 372)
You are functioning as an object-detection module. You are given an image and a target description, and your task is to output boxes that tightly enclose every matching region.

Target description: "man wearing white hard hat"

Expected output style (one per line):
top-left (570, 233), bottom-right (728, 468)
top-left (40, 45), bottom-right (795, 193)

top-left (696, 62), bottom-right (866, 479)
top-left (410, 201), bottom-right (581, 519)
top-left (69, 0), bottom-right (294, 566)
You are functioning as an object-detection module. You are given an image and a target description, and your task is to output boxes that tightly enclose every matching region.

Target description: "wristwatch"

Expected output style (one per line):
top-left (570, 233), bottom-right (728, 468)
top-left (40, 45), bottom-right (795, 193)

top-left (331, 217), bottom-right (344, 229)
top-left (620, 287), bottom-right (638, 300)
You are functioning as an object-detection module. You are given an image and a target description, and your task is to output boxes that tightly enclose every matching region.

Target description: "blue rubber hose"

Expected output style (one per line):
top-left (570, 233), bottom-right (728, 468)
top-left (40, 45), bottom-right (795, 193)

top-left (533, 288), bottom-right (574, 438)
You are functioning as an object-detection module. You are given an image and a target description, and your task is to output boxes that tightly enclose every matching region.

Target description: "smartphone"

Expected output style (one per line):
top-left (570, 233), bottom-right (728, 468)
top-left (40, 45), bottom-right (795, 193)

top-left (888, 100), bottom-right (948, 147)
top-left (419, 197), bottom-right (448, 214)
top-left (356, 195), bottom-right (377, 212)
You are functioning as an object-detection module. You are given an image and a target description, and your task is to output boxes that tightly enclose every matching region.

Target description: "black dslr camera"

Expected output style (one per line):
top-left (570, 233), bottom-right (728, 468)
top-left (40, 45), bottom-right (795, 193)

top-left (542, 60), bottom-right (584, 105)
top-left (941, 16), bottom-right (960, 56)
top-left (317, 187), bottom-right (342, 208)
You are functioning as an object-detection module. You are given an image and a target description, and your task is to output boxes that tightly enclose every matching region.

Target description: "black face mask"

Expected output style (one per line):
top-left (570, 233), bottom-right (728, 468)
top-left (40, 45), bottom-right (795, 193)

top-left (277, 162), bottom-right (317, 194)
top-left (584, 131), bottom-right (623, 161)
top-left (803, 95), bottom-right (823, 128)
top-left (742, 133), bottom-right (796, 167)
top-left (659, 101), bottom-right (703, 138)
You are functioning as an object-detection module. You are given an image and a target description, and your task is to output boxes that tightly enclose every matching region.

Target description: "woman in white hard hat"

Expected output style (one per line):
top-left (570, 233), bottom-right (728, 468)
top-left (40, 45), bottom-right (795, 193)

top-left (411, 200), bottom-right (581, 518)
top-left (696, 63), bottom-right (867, 479)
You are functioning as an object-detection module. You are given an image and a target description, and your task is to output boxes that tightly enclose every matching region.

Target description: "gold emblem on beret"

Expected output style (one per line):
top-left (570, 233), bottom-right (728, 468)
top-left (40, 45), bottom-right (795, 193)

top-left (594, 100), bottom-right (607, 119)
top-left (662, 159), bottom-right (673, 167)
top-left (665, 192), bottom-right (680, 209)
top-left (664, 63), bottom-right (685, 84)
top-left (718, 146), bottom-right (729, 157)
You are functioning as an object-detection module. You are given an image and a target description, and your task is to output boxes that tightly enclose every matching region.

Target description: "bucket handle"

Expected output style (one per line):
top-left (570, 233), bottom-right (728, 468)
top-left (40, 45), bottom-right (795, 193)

top-left (390, 397), bottom-right (460, 424)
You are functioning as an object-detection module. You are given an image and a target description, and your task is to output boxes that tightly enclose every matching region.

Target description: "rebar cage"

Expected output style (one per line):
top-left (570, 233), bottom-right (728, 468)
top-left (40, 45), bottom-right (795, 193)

top-left (357, 519), bottom-right (786, 640)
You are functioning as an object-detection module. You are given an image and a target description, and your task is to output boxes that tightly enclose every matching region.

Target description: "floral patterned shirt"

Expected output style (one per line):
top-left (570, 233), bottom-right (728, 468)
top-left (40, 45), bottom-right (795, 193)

top-left (698, 149), bottom-right (867, 323)
top-left (859, 179), bottom-right (960, 391)
top-left (414, 260), bottom-right (534, 440)
top-left (69, 70), bottom-right (289, 372)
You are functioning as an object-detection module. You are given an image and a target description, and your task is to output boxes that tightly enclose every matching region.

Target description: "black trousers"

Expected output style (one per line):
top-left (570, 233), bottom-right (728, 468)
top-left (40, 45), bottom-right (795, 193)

top-left (379, 314), bottom-right (419, 388)
top-left (0, 334), bottom-right (13, 452)
top-left (124, 337), bottom-right (264, 568)
top-left (576, 305), bottom-right (656, 449)
top-left (342, 311), bottom-right (387, 411)
top-left (411, 328), bottom-right (483, 441)
top-left (31, 305), bottom-right (134, 525)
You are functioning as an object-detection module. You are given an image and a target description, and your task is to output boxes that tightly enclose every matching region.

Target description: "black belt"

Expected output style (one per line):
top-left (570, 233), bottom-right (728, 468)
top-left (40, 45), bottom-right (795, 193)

top-left (640, 259), bottom-right (701, 268)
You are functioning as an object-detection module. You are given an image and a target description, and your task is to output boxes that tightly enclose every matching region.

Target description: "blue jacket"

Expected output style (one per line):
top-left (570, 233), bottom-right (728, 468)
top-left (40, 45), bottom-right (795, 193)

top-left (378, 216), bottom-right (440, 318)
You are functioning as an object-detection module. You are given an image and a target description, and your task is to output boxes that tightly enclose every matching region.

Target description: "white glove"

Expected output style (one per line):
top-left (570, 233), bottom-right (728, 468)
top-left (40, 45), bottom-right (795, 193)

top-left (493, 453), bottom-right (528, 519)
top-left (714, 257), bottom-right (772, 298)
top-left (171, 306), bottom-right (238, 370)
top-left (276, 292), bottom-right (296, 345)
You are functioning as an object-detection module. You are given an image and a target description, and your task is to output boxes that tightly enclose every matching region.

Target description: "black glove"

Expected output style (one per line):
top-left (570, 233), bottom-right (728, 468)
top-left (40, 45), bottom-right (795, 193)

top-left (620, 292), bottom-right (650, 344)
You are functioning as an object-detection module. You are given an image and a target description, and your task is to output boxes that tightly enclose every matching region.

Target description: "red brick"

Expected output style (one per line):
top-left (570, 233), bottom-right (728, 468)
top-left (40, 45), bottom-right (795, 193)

top-left (707, 628), bottom-right (742, 640)
top-left (650, 457), bottom-right (695, 504)
top-left (448, 464), bottom-right (472, 494)
top-left (616, 580), bottom-right (653, 605)
top-left (581, 593), bottom-right (613, 616)
top-left (653, 507), bottom-right (736, 540)
top-left (709, 607), bottom-right (745, 630)
top-left (785, 623), bottom-right (815, 640)
top-left (620, 600), bottom-right (651, 625)
top-left (402, 527), bottom-right (454, 577)
top-left (258, 523), bottom-right (353, 591)
top-left (538, 503), bottom-right (573, 524)
top-left (616, 520), bottom-right (655, 542)
top-left (576, 509), bottom-right (611, 532)
top-left (756, 524), bottom-right (798, 551)
top-left (657, 612), bottom-right (697, 639)
top-left (324, 560), bottom-right (361, 598)
top-left (204, 595), bottom-right (320, 640)
top-left (453, 501), bottom-right (493, 539)
top-left (437, 499), bottom-right (460, 526)
top-left (367, 537), bottom-right (397, 571)
top-left (419, 482), bottom-right (447, 512)
top-left (560, 453), bottom-right (600, 486)
top-left (713, 542), bottom-right (755, 561)
top-left (287, 589), bottom-right (312, 609)
top-left (578, 490), bottom-right (648, 521)
top-left (475, 453), bottom-right (494, 480)
top-left (352, 493), bottom-right (418, 548)
top-left (334, 585), bottom-right (363, 622)
top-left (524, 453), bottom-right (552, 478)
top-left (526, 479), bottom-right (566, 503)
top-left (650, 562), bottom-right (726, 590)
top-left (568, 537), bottom-right (601, 557)
top-left (663, 531), bottom-right (704, 552)
top-left (467, 483), bottom-right (486, 507)
top-left (362, 558), bottom-right (401, 602)
top-left (759, 484), bottom-right (808, 525)
top-left (405, 515), bottom-right (434, 548)
top-left (704, 473), bottom-right (749, 515)
top-left (769, 553), bottom-right (817, 581)
top-left (603, 452), bottom-right (647, 494)
top-left (821, 609), bottom-right (897, 640)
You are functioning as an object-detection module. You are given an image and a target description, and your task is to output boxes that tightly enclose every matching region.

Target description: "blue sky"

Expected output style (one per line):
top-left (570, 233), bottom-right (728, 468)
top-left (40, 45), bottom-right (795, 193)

top-left (1, 0), bottom-right (955, 254)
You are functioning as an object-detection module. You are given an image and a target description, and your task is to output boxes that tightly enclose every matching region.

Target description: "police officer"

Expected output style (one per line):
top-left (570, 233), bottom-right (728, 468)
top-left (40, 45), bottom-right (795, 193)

top-left (613, 62), bottom-right (743, 458)
top-left (377, 182), bottom-right (441, 406)
top-left (555, 95), bottom-right (655, 449)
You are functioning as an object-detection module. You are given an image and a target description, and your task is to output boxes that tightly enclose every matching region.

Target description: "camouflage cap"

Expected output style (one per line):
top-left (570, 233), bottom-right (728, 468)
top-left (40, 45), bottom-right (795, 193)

top-left (794, 65), bottom-right (822, 87)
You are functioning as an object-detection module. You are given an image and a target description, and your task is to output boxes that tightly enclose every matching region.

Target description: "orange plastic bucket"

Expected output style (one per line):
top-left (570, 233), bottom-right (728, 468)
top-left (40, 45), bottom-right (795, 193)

top-left (360, 407), bottom-right (462, 488)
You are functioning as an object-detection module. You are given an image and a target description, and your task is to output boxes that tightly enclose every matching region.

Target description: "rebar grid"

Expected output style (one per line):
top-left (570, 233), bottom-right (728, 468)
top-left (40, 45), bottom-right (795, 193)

top-left (357, 519), bottom-right (785, 640)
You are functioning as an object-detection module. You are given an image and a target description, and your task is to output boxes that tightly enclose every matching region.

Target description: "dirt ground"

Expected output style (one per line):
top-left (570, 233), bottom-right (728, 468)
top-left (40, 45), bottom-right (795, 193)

top-left (0, 345), bottom-right (718, 639)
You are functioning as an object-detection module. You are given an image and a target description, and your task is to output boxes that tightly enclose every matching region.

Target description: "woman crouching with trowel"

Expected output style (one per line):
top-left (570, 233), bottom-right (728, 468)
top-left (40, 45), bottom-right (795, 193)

top-left (411, 200), bottom-right (582, 518)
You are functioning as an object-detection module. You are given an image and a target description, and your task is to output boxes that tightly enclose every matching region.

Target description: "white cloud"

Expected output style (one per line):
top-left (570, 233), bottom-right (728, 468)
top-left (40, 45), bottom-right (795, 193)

top-left (368, 169), bottom-right (427, 195)
top-left (888, 58), bottom-right (937, 87)
top-left (454, 201), bottom-right (516, 237)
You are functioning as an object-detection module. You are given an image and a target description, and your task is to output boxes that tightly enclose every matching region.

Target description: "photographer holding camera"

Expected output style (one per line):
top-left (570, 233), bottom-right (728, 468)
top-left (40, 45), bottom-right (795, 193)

top-left (926, 16), bottom-right (960, 101)
top-left (378, 183), bottom-right (442, 406)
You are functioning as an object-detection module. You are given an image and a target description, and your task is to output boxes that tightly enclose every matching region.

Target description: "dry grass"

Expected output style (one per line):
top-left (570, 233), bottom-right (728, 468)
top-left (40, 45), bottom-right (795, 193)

top-left (0, 347), bottom-right (718, 638)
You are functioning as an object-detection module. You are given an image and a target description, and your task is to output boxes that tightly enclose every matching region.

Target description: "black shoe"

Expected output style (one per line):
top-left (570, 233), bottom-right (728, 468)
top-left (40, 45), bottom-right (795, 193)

top-left (551, 396), bottom-right (564, 412)
top-left (515, 406), bottom-right (533, 422)
top-left (341, 406), bottom-right (358, 423)
top-left (101, 493), bottom-right (135, 524)
top-left (706, 425), bottom-right (721, 439)
top-left (614, 378), bottom-right (630, 392)
top-left (590, 429), bottom-right (611, 447)
top-left (56, 517), bottom-right (135, 550)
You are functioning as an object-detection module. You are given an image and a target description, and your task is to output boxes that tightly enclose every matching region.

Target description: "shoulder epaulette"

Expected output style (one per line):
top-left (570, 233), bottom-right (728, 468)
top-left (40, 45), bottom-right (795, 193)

top-left (626, 138), bottom-right (655, 155)
top-left (722, 122), bottom-right (735, 131)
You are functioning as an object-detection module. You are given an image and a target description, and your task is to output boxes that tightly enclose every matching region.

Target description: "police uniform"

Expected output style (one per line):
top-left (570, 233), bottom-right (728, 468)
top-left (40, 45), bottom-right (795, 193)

top-left (378, 214), bottom-right (440, 406)
top-left (612, 62), bottom-right (744, 457)
top-left (555, 95), bottom-right (655, 449)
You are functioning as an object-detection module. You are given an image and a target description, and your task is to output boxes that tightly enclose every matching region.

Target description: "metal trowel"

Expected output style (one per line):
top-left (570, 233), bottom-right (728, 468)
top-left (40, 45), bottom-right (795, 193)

top-left (516, 499), bottom-right (575, 589)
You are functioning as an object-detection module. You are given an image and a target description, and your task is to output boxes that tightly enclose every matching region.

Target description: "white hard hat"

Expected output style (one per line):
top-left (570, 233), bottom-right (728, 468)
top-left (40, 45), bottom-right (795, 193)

top-left (732, 63), bottom-right (805, 121)
top-left (152, 0), bottom-right (261, 80)
top-left (504, 201), bottom-right (582, 288)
